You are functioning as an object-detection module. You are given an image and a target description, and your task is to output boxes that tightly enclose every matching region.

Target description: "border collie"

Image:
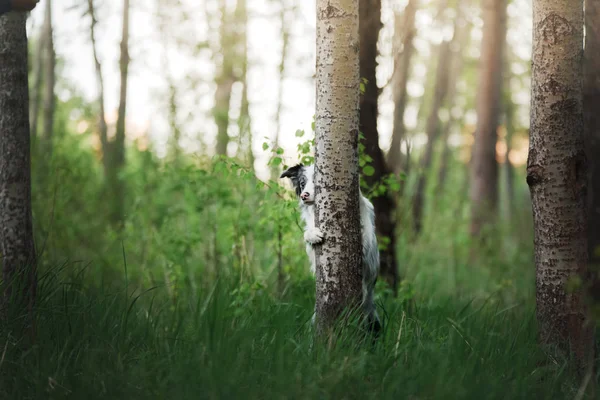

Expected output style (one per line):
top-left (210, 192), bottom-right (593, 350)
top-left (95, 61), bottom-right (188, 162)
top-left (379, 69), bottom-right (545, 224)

top-left (280, 163), bottom-right (381, 333)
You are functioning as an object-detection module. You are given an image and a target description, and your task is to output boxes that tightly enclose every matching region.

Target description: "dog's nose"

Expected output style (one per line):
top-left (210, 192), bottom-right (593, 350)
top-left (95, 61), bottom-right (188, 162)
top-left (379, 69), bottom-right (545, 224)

top-left (301, 192), bottom-right (309, 200)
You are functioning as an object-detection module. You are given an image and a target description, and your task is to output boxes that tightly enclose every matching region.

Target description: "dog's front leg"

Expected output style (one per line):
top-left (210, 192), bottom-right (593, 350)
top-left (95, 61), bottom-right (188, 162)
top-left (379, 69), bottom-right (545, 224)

top-left (304, 228), bottom-right (324, 245)
top-left (302, 206), bottom-right (324, 245)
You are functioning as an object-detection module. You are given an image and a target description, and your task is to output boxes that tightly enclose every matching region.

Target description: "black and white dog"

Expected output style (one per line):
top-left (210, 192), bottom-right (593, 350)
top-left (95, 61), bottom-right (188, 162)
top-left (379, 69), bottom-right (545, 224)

top-left (280, 163), bottom-right (381, 333)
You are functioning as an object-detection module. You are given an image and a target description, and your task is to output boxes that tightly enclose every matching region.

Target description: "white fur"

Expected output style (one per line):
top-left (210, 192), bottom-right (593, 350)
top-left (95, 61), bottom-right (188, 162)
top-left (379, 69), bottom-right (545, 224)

top-left (288, 165), bottom-right (380, 328)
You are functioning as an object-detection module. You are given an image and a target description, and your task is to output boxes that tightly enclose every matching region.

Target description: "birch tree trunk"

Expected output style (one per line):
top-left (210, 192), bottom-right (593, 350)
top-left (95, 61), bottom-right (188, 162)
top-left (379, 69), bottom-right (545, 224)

top-left (528, 0), bottom-right (593, 372)
top-left (358, 0), bottom-right (398, 294)
top-left (0, 12), bottom-right (37, 320)
top-left (387, 0), bottom-right (417, 174)
top-left (41, 0), bottom-right (55, 149)
top-left (314, 0), bottom-right (363, 334)
top-left (469, 0), bottom-right (506, 237)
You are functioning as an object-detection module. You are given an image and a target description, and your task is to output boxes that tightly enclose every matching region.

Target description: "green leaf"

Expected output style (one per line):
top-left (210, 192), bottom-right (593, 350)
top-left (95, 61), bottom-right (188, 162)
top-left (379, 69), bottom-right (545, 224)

top-left (295, 129), bottom-right (305, 137)
top-left (363, 165), bottom-right (375, 176)
top-left (271, 157), bottom-right (283, 166)
top-left (262, 142), bottom-right (269, 151)
top-left (276, 147), bottom-right (284, 155)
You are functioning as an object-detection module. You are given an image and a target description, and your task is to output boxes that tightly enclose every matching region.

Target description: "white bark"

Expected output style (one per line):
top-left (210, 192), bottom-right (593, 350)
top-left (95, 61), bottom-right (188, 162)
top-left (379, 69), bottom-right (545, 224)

top-left (314, 0), bottom-right (363, 334)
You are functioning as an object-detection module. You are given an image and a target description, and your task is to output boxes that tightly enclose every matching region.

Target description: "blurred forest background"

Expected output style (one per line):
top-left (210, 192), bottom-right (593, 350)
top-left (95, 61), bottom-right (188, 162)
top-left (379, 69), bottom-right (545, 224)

top-left (3, 0), bottom-right (595, 398)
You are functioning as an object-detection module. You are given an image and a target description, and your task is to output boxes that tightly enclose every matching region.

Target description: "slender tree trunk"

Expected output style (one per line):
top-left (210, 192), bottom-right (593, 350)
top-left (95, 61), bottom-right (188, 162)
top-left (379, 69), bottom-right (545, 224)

top-left (156, 0), bottom-right (182, 163)
top-left (0, 12), bottom-right (37, 323)
top-left (111, 0), bottom-right (130, 224)
top-left (469, 0), bottom-right (506, 237)
top-left (387, 0), bottom-right (417, 174)
top-left (412, 40), bottom-right (451, 234)
top-left (271, 0), bottom-right (290, 180)
top-left (528, 0), bottom-right (593, 373)
top-left (436, 11), bottom-right (470, 196)
top-left (237, 0), bottom-right (253, 169)
top-left (41, 0), bottom-right (55, 150)
top-left (29, 32), bottom-right (45, 140)
top-left (87, 0), bottom-right (109, 173)
top-left (314, 0), bottom-right (363, 335)
top-left (214, 0), bottom-right (234, 157)
top-left (358, 0), bottom-right (399, 293)
top-left (585, 0), bottom-right (600, 273)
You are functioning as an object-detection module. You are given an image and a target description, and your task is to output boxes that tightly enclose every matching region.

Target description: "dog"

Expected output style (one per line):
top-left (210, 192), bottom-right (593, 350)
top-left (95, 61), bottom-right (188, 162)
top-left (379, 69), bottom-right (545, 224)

top-left (280, 163), bottom-right (381, 334)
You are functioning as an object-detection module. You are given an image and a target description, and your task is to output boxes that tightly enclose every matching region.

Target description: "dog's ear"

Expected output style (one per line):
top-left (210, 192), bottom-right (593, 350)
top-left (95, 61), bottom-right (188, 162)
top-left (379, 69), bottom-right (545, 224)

top-left (280, 164), bottom-right (303, 180)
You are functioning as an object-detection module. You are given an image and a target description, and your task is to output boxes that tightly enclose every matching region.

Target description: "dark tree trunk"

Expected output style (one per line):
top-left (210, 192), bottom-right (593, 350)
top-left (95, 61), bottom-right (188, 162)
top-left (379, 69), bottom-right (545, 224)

top-left (110, 0), bottom-right (130, 224)
top-left (436, 11), bottom-right (470, 196)
top-left (87, 0), bottom-right (109, 172)
top-left (585, 0), bottom-right (600, 272)
top-left (0, 12), bottom-right (37, 322)
top-left (469, 0), bottom-right (506, 237)
top-left (41, 0), bottom-right (55, 150)
top-left (412, 40), bottom-right (451, 234)
top-left (387, 0), bottom-right (417, 174)
top-left (528, 0), bottom-right (593, 373)
top-left (359, 0), bottom-right (399, 294)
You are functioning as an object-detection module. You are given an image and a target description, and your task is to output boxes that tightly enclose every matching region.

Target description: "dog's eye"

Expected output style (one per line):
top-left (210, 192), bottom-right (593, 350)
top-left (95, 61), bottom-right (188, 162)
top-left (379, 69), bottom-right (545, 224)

top-left (299, 177), bottom-right (306, 188)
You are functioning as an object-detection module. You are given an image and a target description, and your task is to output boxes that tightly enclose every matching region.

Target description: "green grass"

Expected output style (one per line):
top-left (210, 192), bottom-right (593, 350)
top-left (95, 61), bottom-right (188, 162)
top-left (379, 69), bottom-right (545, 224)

top-left (0, 265), bottom-right (579, 400)
top-left (19, 142), bottom-right (584, 399)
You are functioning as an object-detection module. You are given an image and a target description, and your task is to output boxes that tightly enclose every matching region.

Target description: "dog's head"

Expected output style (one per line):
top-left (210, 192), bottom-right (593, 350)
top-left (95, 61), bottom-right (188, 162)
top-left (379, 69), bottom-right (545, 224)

top-left (280, 164), bottom-right (315, 205)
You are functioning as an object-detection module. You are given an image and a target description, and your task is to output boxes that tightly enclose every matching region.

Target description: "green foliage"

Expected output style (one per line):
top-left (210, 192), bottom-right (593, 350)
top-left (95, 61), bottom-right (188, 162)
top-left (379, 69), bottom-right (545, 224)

top-left (22, 85), bottom-right (574, 400)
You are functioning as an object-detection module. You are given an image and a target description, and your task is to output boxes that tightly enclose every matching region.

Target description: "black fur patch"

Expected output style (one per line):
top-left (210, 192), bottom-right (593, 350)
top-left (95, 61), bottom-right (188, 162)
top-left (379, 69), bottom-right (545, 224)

top-left (280, 164), bottom-right (305, 197)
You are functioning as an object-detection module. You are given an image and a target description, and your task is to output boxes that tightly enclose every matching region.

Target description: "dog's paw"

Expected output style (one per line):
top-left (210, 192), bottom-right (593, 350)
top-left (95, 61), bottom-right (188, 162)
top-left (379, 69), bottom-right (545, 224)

top-left (304, 228), bottom-right (324, 245)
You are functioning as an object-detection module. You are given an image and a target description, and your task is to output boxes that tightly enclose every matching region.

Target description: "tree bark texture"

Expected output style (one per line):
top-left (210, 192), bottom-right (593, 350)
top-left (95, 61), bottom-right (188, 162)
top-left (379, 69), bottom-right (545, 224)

top-left (528, 0), bottom-right (593, 372)
top-left (388, 0), bottom-right (417, 174)
top-left (314, 0), bottom-right (363, 334)
top-left (469, 0), bottom-right (506, 237)
top-left (412, 40), bottom-right (451, 234)
top-left (87, 0), bottom-right (109, 172)
top-left (41, 0), bottom-right (55, 148)
top-left (358, 0), bottom-right (399, 293)
top-left (584, 0), bottom-right (600, 268)
top-left (0, 12), bottom-right (37, 318)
